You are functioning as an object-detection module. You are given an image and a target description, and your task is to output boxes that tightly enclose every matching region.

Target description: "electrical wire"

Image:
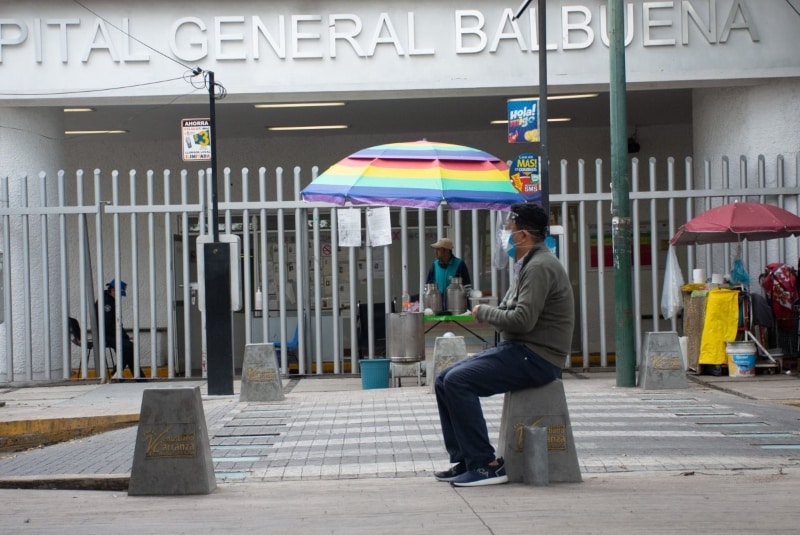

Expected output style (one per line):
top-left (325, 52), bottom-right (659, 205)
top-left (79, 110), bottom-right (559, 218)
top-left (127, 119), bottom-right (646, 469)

top-left (118, 87), bottom-right (205, 127)
top-left (205, 72), bottom-right (228, 101)
top-left (69, 1), bottom-right (225, 98)
top-left (71, 0), bottom-right (198, 73)
top-left (0, 76), bottom-right (190, 97)
top-left (0, 86), bottom-right (204, 141)
top-left (1, 2), bottom-right (228, 136)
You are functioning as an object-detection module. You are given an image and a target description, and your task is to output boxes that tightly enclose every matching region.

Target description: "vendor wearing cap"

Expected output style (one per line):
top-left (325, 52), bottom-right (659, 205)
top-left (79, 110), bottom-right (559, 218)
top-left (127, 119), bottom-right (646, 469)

top-left (426, 238), bottom-right (472, 310)
top-left (97, 279), bottom-right (146, 380)
top-left (432, 203), bottom-right (574, 487)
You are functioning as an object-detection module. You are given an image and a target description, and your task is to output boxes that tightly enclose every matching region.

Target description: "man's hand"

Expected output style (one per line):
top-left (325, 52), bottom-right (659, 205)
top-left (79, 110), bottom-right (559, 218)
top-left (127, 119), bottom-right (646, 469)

top-left (472, 304), bottom-right (482, 321)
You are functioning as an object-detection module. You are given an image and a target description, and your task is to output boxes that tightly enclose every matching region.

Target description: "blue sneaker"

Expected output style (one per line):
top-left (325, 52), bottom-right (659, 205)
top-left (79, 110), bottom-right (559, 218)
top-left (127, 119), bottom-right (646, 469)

top-left (450, 458), bottom-right (508, 487)
top-left (434, 461), bottom-right (466, 482)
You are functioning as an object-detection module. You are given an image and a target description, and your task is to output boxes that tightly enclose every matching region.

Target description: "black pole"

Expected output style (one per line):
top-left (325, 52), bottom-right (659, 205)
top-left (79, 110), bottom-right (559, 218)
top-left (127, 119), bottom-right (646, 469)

top-left (537, 0), bottom-right (549, 217)
top-left (209, 71), bottom-right (220, 242)
top-left (204, 69), bottom-right (233, 395)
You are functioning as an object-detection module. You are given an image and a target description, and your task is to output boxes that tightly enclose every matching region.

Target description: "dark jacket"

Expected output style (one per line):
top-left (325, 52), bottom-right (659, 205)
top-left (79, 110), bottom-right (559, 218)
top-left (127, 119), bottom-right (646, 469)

top-left (475, 242), bottom-right (574, 368)
top-left (98, 289), bottom-right (130, 344)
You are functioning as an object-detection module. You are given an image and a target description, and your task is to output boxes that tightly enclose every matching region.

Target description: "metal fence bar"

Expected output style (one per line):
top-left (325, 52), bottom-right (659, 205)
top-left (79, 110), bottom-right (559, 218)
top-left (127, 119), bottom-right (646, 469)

top-left (129, 171), bottom-right (141, 378)
top-left (164, 170), bottom-right (175, 378)
top-left (576, 160), bottom-right (590, 369)
top-left (7, 155), bottom-right (800, 382)
top-left (631, 159), bottom-right (643, 360)
top-left (76, 172), bottom-right (88, 379)
top-left (146, 171), bottom-right (157, 379)
top-left (594, 159), bottom-right (608, 367)
top-left (312, 206), bottom-right (323, 374)
top-left (58, 172), bottom-right (70, 379)
top-left (293, 170), bottom-right (306, 374)
top-left (242, 169), bottom-right (252, 346)
top-left (112, 171), bottom-right (123, 378)
top-left (38, 173), bottom-right (52, 379)
top-left (331, 207), bottom-right (342, 374)
top-left (276, 168), bottom-right (288, 373)
top-left (2, 177), bottom-right (13, 380)
top-left (21, 177), bottom-right (32, 380)
top-left (666, 157), bottom-right (679, 333)
top-left (93, 170), bottom-right (107, 380)
top-left (258, 168), bottom-right (269, 355)
top-left (648, 158), bottom-right (660, 338)
top-left (180, 170), bottom-right (192, 377)
top-left (684, 158), bottom-right (696, 277)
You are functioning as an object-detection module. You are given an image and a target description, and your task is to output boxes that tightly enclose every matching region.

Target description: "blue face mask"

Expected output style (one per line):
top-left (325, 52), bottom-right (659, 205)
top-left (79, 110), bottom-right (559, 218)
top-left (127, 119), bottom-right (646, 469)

top-left (502, 230), bottom-right (523, 258)
top-left (506, 234), bottom-right (517, 259)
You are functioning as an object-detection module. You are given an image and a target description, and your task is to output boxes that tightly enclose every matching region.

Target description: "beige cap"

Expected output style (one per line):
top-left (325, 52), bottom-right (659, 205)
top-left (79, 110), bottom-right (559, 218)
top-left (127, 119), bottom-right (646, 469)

top-left (430, 238), bottom-right (454, 250)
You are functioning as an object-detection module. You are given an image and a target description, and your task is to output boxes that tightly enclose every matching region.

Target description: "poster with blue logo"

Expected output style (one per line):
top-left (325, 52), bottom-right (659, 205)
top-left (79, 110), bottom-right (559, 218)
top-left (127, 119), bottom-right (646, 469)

top-left (507, 99), bottom-right (539, 144)
top-left (509, 153), bottom-right (542, 204)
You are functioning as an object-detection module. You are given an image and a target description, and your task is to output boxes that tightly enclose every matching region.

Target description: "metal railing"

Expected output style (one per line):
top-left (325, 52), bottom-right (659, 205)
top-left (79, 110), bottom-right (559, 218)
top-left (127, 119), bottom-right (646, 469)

top-left (1, 154), bottom-right (799, 382)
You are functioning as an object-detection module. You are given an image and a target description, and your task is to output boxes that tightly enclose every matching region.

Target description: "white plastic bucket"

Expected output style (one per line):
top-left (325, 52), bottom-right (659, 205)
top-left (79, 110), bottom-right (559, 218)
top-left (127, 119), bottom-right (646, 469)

top-left (725, 341), bottom-right (756, 377)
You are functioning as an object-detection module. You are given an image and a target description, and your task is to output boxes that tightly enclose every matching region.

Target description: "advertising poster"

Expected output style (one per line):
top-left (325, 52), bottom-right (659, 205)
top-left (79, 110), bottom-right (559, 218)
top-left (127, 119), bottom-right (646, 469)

top-left (181, 118), bottom-right (212, 161)
top-left (509, 152), bottom-right (543, 204)
top-left (507, 98), bottom-right (539, 144)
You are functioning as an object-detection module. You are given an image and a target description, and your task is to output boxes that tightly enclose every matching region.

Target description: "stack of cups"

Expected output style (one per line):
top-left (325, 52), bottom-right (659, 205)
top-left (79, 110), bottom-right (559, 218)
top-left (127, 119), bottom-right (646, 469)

top-left (692, 268), bottom-right (706, 284)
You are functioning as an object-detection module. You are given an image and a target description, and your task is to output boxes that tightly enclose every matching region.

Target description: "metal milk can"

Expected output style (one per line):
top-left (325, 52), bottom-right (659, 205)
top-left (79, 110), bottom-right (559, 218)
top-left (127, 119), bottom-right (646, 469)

top-left (422, 283), bottom-right (442, 314)
top-left (446, 277), bottom-right (466, 314)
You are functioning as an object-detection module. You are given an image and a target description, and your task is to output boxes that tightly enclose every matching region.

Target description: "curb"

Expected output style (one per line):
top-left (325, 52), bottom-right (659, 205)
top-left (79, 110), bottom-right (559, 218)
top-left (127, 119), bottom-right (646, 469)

top-left (0, 474), bottom-right (129, 491)
top-left (0, 414), bottom-right (141, 453)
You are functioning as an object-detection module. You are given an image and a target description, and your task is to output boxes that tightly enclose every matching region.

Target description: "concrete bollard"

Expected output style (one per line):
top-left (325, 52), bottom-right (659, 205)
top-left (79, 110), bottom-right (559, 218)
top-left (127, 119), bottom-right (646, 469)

top-left (498, 379), bottom-right (581, 483)
top-left (240, 343), bottom-right (285, 402)
top-left (128, 387), bottom-right (216, 496)
top-left (523, 426), bottom-right (549, 486)
top-left (639, 331), bottom-right (688, 390)
top-left (429, 336), bottom-right (468, 393)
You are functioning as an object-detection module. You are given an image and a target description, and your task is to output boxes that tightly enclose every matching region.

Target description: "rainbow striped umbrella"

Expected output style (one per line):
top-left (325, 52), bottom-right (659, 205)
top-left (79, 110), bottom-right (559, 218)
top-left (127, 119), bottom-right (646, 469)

top-left (301, 140), bottom-right (525, 210)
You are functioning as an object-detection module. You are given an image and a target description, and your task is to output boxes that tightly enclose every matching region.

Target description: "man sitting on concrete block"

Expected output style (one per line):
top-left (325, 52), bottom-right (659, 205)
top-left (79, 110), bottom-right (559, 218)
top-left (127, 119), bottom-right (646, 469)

top-left (433, 203), bottom-right (575, 487)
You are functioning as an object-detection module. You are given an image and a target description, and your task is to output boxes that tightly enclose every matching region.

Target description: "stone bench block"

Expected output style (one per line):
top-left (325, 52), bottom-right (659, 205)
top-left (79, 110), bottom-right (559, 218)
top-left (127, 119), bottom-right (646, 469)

top-left (240, 343), bottom-right (285, 402)
top-left (429, 336), bottom-right (468, 393)
top-left (639, 331), bottom-right (688, 390)
top-left (497, 379), bottom-right (582, 483)
top-left (129, 386), bottom-right (216, 495)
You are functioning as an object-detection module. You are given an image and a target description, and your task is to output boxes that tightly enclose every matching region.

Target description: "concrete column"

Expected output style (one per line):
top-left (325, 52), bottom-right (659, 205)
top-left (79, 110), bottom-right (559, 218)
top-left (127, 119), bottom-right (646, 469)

top-left (0, 107), bottom-right (65, 381)
top-left (692, 79), bottom-right (800, 272)
top-left (693, 80), bottom-right (800, 167)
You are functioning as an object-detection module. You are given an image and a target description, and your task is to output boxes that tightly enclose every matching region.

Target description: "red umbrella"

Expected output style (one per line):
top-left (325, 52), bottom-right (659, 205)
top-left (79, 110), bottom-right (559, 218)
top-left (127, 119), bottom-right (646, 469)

top-left (670, 202), bottom-right (800, 245)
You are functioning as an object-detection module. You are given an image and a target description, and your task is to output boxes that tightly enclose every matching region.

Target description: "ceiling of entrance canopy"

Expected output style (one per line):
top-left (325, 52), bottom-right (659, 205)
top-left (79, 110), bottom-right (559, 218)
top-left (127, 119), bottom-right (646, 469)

top-left (62, 88), bottom-right (692, 142)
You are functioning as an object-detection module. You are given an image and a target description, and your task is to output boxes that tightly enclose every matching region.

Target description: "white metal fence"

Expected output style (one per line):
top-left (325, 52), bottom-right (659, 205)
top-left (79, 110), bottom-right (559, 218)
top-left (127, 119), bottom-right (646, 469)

top-left (1, 154), bottom-right (799, 383)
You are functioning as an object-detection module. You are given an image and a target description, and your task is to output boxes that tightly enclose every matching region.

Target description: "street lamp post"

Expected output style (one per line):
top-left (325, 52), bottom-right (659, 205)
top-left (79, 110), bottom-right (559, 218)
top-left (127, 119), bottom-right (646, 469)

top-left (608, 1), bottom-right (635, 387)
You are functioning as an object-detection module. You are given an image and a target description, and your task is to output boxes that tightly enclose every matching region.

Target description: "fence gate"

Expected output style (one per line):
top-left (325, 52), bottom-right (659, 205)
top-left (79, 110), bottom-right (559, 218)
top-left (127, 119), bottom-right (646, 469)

top-left (1, 154), bottom-right (798, 383)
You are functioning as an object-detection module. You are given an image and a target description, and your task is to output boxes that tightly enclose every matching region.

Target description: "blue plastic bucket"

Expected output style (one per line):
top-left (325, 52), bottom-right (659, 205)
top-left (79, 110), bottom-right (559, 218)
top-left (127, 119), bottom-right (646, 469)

top-left (359, 359), bottom-right (391, 389)
top-left (725, 341), bottom-right (756, 377)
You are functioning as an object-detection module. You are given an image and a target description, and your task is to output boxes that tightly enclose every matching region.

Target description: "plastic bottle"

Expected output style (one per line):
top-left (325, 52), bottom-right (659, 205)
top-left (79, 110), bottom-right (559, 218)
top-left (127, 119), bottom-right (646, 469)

top-left (254, 287), bottom-right (263, 311)
top-left (402, 289), bottom-right (410, 312)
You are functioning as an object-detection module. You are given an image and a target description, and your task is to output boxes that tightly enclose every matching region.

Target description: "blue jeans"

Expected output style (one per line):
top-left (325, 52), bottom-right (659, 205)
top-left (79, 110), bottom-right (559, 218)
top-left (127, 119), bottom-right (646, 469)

top-left (434, 341), bottom-right (562, 470)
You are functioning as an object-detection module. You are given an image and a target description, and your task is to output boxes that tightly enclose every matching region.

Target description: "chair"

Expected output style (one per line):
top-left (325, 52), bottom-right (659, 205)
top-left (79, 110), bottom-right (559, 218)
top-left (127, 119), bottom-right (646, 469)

top-left (68, 317), bottom-right (116, 378)
top-left (273, 325), bottom-right (299, 365)
top-left (356, 302), bottom-right (394, 358)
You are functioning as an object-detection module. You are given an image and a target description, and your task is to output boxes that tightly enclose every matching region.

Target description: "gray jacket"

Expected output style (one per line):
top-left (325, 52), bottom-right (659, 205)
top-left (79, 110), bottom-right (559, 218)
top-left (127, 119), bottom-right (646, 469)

top-left (475, 242), bottom-right (574, 368)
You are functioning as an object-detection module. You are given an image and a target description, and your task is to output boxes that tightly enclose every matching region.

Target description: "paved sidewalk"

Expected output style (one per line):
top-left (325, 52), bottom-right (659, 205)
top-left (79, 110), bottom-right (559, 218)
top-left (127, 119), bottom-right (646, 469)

top-left (1, 371), bottom-right (798, 484)
top-left (2, 469), bottom-right (800, 534)
top-left (0, 372), bottom-right (798, 533)
top-left (0, 371), bottom-right (799, 533)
